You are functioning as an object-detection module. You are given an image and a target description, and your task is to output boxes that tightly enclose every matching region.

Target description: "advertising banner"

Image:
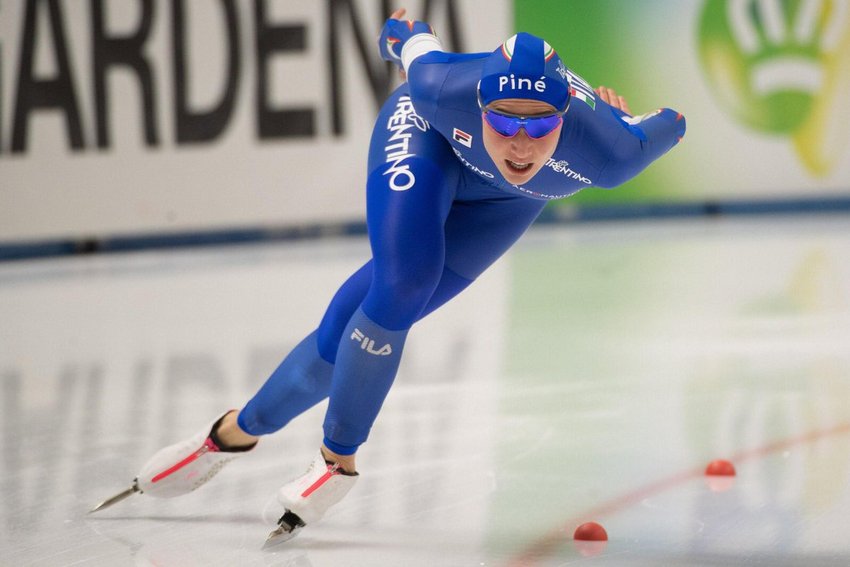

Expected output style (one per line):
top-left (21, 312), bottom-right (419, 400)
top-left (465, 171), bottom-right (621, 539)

top-left (0, 1), bottom-right (510, 243)
top-left (516, 0), bottom-right (850, 204)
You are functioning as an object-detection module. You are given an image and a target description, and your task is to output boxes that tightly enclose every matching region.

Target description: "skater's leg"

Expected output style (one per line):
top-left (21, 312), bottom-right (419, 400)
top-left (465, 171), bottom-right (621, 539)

top-left (316, 262), bottom-right (373, 363)
top-left (321, 99), bottom-right (461, 465)
top-left (415, 190), bottom-right (548, 320)
top-left (265, 96), bottom-right (546, 539)
top-left (441, 188), bottom-right (548, 282)
top-left (322, 154), bottom-right (455, 467)
top-left (237, 184), bottom-right (545, 446)
top-left (236, 263), bottom-right (373, 436)
top-left (235, 331), bottom-right (333, 435)
top-left (320, 192), bottom-right (546, 463)
top-left (321, 193), bottom-right (547, 468)
top-left (96, 261), bottom-right (376, 508)
top-left (264, 93), bottom-right (460, 536)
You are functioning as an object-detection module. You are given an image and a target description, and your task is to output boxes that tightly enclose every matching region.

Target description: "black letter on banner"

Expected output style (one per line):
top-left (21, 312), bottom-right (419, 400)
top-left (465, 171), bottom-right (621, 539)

top-left (327, 0), bottom-right (394, 136)
top-left (91, 0), bottom-right (157, 148)
top-left (254, 0), bottom-right (314, 138)
top-left (173, 0), bottom-right (240, 144)
top-left (11, 0), bottom-right (85, 153)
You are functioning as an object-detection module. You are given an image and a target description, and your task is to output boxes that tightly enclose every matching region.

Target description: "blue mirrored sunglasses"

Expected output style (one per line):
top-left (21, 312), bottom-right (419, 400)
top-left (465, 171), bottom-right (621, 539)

top-left (482, 108), bottom-right (564, 139)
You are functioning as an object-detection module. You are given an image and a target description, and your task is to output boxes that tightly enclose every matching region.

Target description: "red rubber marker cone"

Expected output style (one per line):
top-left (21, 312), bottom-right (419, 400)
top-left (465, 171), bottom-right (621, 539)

top-left (704, 459), bottom-right (737, 491)
top-left (573, 521), bottom-right (608, 541)
top-left (705, 459), bottom-right (736, 476)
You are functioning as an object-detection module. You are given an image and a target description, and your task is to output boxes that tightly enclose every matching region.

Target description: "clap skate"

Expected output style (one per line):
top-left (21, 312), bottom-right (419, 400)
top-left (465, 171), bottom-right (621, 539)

top-left (263, 450), bottom-right (359, 546)
top-left (89, 411), bottom-right (256, 513)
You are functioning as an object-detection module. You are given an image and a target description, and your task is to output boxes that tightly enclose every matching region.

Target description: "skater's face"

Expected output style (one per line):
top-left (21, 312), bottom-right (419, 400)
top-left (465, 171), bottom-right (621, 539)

top-left (481, 98), bottom-right (563, 186)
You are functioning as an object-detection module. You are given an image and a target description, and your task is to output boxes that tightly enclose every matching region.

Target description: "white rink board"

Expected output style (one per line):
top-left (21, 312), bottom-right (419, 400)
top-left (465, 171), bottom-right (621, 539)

top-left (0, 1), bottom-right (510, 242)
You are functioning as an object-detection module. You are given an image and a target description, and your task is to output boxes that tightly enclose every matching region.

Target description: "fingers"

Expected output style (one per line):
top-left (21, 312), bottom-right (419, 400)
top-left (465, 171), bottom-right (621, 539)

top-left (386, 7), bottom-right (408, 81)
top-left (595, 85), bottom-right (616, 105)
top-left (595, 85), bottom-right (632, 115)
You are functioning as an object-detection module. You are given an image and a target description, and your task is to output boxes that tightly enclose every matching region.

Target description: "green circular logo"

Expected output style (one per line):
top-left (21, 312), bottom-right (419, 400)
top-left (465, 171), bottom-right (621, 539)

top-left (698, 0), bottom-right (841, 134)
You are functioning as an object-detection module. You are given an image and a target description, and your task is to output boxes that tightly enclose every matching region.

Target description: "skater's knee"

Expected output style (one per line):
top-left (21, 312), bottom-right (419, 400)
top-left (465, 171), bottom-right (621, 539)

top-left (363, 272), bottom-right (440, 329)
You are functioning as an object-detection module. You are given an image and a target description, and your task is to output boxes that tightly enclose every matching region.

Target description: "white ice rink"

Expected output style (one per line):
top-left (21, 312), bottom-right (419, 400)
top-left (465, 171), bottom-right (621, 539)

top-left (2, 215), bottom-right (850, 566)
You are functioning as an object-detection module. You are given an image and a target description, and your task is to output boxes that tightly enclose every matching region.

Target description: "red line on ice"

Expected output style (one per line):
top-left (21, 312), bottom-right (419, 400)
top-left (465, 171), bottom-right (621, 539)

top-left (503, 421), bottom-right (850, 566)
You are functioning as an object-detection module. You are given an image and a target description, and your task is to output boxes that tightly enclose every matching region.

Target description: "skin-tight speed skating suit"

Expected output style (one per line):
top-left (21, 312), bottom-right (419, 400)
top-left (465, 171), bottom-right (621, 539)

top-left (237, 48), bottom-right (686, 456)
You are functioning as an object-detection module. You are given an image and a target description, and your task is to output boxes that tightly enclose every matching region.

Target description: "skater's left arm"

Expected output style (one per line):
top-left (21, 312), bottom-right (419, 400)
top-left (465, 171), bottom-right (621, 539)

top-left (594, 91), bottom-right (687, 188)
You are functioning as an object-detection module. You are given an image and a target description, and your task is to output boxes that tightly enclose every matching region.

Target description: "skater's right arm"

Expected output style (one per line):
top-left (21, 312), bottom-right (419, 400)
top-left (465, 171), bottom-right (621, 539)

top-left (378, 12), bottom-right (477, 124)
top-left (378, 9), bottom-right (444, 78)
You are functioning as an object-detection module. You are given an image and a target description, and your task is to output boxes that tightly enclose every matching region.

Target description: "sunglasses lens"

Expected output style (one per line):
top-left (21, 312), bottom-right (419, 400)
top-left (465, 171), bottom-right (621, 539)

top-left (524, 115), bottom-right (562, 138)
top-left (484, 111), bottom-right (521, 137)
top-left (484, 111), bottom-right (562, 138)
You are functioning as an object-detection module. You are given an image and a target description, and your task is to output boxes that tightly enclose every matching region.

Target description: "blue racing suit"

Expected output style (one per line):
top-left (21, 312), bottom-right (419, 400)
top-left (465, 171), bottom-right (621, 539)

top-left (238, 47), bottom-right (686, 455)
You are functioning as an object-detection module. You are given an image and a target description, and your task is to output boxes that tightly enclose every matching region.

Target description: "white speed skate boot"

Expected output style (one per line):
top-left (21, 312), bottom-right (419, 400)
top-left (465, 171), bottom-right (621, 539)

top-left (263, 450), bottom-right (359, 546)
top-left (90, 411), bottom-right (256, 512)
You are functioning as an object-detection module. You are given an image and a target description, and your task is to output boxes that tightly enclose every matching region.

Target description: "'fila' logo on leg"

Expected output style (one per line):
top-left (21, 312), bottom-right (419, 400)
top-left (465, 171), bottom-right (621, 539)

top-left (350, 329), bottom-right (393, 356)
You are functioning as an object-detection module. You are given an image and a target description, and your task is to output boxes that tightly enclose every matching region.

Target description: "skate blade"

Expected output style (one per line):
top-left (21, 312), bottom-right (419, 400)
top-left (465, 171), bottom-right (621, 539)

top-left (262, 510), bottom-right (305, 549)
top-left (262, 525), bottom-right (301, 548)
top-left (88, 481), bottom-right (140, 514)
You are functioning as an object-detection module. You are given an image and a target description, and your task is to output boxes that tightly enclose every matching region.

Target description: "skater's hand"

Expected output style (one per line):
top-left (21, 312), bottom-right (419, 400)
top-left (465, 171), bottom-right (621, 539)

top-left (388, 8), bottom-right (408, 81)
top-left (595, 85), bottom-right (632, 115)
top-left (379, 7), bottom-right (437, 81)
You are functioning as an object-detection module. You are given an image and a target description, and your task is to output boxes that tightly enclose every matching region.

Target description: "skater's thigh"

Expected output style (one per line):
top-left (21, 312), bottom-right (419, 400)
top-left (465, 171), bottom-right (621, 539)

top-left (362, 89), bottom-right (461, 329)
top-left (443, 182), bottom-right (547, 281)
